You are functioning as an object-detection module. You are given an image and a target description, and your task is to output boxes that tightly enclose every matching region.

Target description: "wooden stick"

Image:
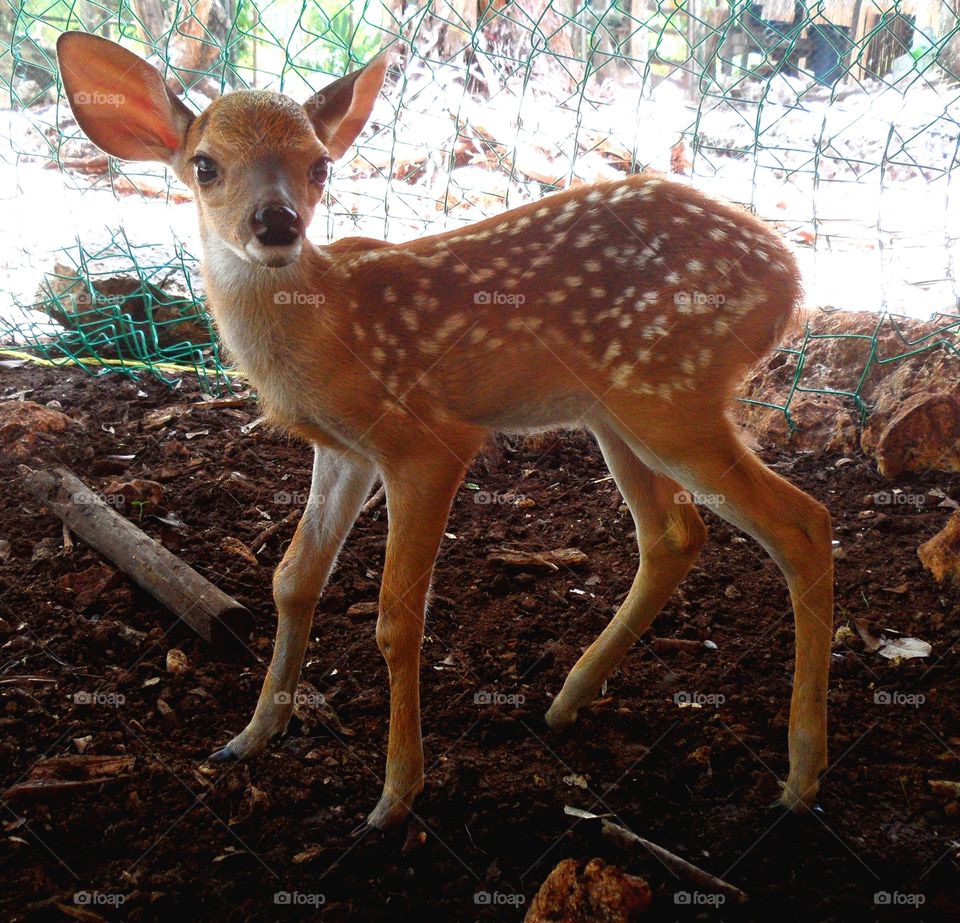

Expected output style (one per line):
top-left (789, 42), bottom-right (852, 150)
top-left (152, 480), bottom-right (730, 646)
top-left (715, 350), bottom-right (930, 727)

top-left (362, 483), bottom-right (386, 514)
top-left (486, 546), bottom-right (588, 571)
top-left (21, 466), bottom-right (252, 650)
top-left (251, 508), bottom-right (300, 555)
top-left (601, 819), bottom-right (748, 904)
top-left (4, 755), bottom-right (135, 801)
top-left (650, 637), bottom-right (716, 654)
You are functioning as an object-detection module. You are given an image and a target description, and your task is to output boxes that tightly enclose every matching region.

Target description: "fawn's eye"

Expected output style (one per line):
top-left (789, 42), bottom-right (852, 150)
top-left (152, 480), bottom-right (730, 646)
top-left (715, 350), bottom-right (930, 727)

top-left (310, 157), bottom-right (331, 186)
top-left (193, 156), bottom-right (218, 185)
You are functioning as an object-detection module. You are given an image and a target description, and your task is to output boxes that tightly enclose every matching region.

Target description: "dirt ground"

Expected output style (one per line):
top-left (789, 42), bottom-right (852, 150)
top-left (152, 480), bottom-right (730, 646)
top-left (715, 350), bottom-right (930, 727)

top-left (0, 364), bottom-right (958, 922)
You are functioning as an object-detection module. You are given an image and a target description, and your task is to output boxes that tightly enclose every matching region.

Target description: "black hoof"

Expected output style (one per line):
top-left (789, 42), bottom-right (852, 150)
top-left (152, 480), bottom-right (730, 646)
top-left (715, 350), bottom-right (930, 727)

top-left (351, 820), bottom-right (374, 839)
top-left (766, 799), bottom-right (825, 820)
top-left (208, 745), bottom-right (238, 763)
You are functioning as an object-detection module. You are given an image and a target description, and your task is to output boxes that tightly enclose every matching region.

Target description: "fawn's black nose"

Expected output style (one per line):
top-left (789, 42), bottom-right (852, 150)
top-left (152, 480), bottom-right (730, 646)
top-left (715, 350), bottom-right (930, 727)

top-left (252, 205), bottom-right (302, 247)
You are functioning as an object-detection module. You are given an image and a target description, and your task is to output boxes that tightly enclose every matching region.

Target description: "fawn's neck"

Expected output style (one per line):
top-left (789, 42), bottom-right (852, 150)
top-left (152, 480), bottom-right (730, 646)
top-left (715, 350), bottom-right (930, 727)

top-left (200, 233), bottom-right (337, 357)
top-left (199, 232), bottom-right (353, 429)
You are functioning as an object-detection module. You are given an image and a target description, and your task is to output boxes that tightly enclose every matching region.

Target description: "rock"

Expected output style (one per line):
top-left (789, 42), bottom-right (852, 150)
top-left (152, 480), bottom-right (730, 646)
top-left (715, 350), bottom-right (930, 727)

top-left (166, 648), bottom-right (190, 674)
top-left (38, 258), bottom-right (209, 352)
top-left (735, 311), bottom-right (960, 475)
top-left (102, 478), bottom-right (165, 508)
top-left (918, 511), bottom-right (960, 583)
top-left (221, 536), bottom-right (257, 564)
top-left (55, 563), bottom-right (118, 611)
top-left (865, 391), bottom-right (960, 478)
top-left (525, 858), bottom-right (652, 923)
top-left (0, 400), bottom-right (71, 459)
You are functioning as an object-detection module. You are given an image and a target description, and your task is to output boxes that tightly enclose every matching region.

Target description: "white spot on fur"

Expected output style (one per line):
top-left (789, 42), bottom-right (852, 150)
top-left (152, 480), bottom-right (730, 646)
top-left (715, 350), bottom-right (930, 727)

top-left (601, 342), bottom-right (622, 365)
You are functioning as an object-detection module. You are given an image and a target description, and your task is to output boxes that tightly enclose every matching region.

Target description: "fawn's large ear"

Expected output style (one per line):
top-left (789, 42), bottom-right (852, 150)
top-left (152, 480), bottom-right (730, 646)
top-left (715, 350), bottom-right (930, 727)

top-left (57, 31), bottom-right (194, 164)
top-left (303, 53), bottom-right (389, 160)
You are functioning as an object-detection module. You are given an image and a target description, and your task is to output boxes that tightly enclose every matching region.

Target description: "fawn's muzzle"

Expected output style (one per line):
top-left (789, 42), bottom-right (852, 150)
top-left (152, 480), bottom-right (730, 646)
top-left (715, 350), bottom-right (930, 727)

top-left (252, 205), bottom-right (303, 247)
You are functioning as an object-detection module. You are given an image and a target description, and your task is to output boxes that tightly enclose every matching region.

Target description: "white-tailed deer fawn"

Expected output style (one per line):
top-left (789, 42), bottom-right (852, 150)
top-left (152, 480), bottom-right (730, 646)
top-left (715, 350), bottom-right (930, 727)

top-left (58, 32), bottom-right (833, 831)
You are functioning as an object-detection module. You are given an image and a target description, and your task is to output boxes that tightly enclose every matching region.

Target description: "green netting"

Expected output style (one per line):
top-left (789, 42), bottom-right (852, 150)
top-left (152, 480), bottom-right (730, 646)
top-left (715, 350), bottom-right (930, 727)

top-left (1, 1), bottom-right (959, 420)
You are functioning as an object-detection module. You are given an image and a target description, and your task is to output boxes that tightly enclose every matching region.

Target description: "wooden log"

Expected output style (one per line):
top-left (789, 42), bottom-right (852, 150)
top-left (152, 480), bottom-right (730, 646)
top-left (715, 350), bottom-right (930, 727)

top-left (21, 466), bottom-right (253, 650)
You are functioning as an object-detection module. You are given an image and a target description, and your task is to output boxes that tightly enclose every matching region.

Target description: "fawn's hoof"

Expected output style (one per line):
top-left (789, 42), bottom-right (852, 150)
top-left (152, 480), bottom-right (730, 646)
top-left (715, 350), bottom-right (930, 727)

top-left (208, 744), bottom-right (239, 763)
top-left (208, 725), bottom-right (278, 763)
top-left (544, 701), bottom-right (578, 731)
top-left (363, 793), bottom-right (413, 832)
top-left (778, 776), bottom-right (821, 814)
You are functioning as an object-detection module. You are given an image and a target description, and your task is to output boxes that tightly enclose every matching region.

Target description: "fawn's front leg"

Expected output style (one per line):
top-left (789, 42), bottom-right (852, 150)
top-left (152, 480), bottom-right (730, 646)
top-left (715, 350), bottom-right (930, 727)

top-left (211, 447), bottom-right (377, 762)
top-left (363, 446), bottom-right (477, 831)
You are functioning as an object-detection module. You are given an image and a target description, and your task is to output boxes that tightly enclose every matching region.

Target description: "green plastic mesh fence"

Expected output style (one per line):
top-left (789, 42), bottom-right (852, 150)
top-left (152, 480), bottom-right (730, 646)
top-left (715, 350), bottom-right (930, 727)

top-left (1, 0), bottom-right (959, 419)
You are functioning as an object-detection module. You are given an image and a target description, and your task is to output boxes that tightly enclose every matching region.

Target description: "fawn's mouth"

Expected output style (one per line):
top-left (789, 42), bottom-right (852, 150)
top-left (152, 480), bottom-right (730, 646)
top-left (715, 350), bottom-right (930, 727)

top-left (244, 238), bottom-right (304, 268)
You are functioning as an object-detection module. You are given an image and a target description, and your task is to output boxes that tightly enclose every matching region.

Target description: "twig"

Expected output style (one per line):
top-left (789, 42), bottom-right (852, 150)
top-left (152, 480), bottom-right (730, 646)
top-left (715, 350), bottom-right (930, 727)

top-left (251, 509), bottom-right (300, 555)
top-left (601, 819), bottom-right (748, 904)
top-left (362, 484), bottom-right (386, 514)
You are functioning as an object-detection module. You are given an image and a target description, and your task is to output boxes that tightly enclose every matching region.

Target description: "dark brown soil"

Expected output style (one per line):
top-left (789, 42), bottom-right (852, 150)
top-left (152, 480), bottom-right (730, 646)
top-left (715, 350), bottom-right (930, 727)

top-left (1, 365), bottom-right (958, 922)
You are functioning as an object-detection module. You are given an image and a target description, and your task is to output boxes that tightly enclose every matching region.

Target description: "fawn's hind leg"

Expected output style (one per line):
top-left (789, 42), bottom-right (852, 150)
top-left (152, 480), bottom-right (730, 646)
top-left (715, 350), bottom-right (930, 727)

top-left (546, 421), bottom-right (707, 729)
top-left (620, 419), bottom-right (833, 812)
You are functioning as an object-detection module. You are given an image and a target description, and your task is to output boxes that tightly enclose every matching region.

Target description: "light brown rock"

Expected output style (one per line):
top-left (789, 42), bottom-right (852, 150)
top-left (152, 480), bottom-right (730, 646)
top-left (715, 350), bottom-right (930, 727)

top-left (525, 857), bottom-right (652, 923)
top-left (865, 391), bottom-right (960, 478)
top-left (735, 310), bottom-right (960, 475)
top-left (0, 400), bottom-right (71, 459)
top-left (919, 511), bottom-right (960, 583)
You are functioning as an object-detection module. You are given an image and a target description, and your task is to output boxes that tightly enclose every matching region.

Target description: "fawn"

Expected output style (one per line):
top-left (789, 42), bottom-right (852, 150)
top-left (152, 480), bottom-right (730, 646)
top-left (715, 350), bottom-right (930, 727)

top-left (58, 32), bottom-right (833, 831)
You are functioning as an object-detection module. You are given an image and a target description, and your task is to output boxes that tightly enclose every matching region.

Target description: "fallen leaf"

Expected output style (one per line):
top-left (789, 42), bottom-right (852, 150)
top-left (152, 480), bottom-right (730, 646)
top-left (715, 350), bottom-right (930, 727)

top-left (878, 637), bottom-right (931, 660)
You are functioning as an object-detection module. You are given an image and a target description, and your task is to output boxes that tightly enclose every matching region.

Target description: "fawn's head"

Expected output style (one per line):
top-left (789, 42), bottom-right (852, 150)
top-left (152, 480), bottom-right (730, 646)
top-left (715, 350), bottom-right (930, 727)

top-left (57, 32), bottom-right (387, 267)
